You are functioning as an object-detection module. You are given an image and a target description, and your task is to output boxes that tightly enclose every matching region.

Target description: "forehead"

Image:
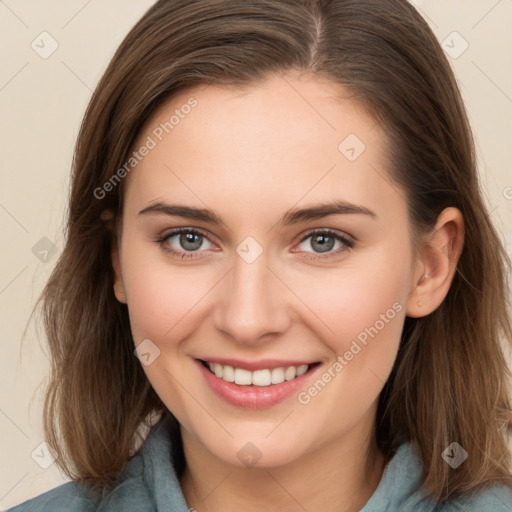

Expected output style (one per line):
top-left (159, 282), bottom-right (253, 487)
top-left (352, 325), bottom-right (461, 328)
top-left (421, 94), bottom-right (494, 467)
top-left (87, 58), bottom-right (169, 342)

top-left (144, 74), bottom-right (378, 159)
top-left (124, 73), bottom-right (405, 227)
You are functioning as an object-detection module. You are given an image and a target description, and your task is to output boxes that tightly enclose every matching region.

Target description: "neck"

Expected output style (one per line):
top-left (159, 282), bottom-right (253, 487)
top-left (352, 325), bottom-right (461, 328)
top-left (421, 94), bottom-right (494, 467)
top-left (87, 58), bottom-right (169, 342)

top-left (179, 415), bottom-right (386, 512)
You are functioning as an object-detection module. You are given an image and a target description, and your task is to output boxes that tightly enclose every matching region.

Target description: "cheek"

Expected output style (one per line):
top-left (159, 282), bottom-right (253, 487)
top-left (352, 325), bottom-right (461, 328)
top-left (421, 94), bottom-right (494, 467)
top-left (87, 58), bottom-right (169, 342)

top-left (288, 247), bottom-right (412, 426)
top-left (290, 249), bottom-right (411, 353)
top-left (120, 243), bottom-right (215, 343)
top-left (288, 259), bottom-right (409, 441)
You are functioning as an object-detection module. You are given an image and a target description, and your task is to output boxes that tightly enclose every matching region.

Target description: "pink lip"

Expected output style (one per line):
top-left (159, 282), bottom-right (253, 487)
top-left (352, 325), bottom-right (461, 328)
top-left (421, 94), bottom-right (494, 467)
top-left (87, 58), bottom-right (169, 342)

top-left (195, 359), bottom-right (320, 409)
top-left (197, 357), bottom-right (314, 371)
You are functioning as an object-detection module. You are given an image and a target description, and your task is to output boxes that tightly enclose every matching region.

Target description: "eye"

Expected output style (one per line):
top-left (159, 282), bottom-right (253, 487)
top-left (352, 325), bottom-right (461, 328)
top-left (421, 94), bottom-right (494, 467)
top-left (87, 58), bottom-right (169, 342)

top-left (157, 227), bottom-right (354, 261)
top-left (157, 228), bottom-right (216, 259)
top-left (294, 229), bottom-right (354, 260)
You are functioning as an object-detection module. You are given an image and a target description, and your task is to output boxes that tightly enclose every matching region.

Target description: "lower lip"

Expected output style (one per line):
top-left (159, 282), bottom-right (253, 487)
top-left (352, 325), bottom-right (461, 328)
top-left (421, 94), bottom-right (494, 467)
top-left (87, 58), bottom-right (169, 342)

top-left (196, 359), bottom-right (318, 409)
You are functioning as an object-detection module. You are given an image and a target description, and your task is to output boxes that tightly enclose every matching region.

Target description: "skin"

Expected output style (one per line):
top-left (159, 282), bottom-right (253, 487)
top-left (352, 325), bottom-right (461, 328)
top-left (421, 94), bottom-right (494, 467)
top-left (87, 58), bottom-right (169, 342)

top-left (111, 72), bottom-right (464, 512)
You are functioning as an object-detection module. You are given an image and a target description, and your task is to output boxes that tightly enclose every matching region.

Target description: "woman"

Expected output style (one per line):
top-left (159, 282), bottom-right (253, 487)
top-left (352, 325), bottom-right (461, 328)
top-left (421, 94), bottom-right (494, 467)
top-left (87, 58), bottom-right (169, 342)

top-left (9, 0), bottom-right (512, 510)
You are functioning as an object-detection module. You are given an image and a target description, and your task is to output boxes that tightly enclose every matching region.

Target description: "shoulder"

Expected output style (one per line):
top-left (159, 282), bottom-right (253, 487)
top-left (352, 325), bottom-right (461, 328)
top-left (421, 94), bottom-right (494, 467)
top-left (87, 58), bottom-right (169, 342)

top-left (7, 416), bottom-right (188, 512)
top-left (7, 457), bottom-right (153, 512)
top-left (434, 484), bottom-right (512, 511)
top-left (362, 442), bottom-right (512, 512)
top-left (6, 452), bottom-right (153, 512)
top-left (6, 481), bottom-right (100, 512)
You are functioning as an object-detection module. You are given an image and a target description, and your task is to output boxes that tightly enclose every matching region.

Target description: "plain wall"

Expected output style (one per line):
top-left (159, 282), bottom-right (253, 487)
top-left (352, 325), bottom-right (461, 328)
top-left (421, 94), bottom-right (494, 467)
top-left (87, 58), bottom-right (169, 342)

top-left (1, 0), bottom-right (511, 508)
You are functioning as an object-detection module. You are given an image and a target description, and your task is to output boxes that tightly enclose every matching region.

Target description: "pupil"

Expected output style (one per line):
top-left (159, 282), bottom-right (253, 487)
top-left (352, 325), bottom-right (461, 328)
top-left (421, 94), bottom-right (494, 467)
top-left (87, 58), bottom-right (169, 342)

top-left (312, 234), bottom-right (334, 253)
top-left (180, 233), bottom-right (202, 251)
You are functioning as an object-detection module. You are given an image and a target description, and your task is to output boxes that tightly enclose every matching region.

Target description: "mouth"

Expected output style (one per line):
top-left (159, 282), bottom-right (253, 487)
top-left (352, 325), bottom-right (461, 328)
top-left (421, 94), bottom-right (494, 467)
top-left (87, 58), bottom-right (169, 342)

top-left (199, 359), bottom-right (318, 386)
top-left (195, 358), bottom-right (321, 408)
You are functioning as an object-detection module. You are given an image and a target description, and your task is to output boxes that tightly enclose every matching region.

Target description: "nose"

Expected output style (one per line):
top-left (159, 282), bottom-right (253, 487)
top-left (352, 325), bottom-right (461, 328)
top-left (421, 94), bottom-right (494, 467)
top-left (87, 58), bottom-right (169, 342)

top-left (213, 249), bottom-right (291, 345)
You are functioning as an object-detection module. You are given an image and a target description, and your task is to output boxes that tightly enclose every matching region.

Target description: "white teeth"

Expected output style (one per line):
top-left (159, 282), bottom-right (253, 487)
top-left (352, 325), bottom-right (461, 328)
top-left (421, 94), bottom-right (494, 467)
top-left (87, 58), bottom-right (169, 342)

top-left (234, 368), bottom-right (252, 385)
top-left (271, 367), bottom-right (285, 384)
top-left (296, 364), bottom-right (308, 377)
top-left (252, 369), bottom-right (271, 386)
top-left (214, 363), bottom-right (223, 378)
top-left (205, 362), bottom-right (311, 387)
top-left (284, 366), bottom-right (296, 381)
top-left (222, 365), bottom-right (235, 383)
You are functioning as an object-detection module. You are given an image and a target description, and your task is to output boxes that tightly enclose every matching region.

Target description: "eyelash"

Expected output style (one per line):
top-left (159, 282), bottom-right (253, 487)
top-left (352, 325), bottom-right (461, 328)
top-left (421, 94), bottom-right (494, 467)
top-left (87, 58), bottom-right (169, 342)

top-left (156, 227), bottom-right (355, 261)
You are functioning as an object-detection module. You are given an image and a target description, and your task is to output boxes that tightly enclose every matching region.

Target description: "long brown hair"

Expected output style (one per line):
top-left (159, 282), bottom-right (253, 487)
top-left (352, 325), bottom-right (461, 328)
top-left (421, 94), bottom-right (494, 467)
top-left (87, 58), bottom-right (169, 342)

top-left (40, 0), bottom-right (512, 501)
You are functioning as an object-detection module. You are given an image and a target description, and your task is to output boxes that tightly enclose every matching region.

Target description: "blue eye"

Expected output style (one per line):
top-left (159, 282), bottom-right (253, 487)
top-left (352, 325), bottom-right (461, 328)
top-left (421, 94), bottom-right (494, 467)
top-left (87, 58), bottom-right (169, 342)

top-left (296, 229), bottom-right (354, 260)
top-left (157, 227), bottom-right (354, 261)
top-left (157, 228), bottom-right (214, 259)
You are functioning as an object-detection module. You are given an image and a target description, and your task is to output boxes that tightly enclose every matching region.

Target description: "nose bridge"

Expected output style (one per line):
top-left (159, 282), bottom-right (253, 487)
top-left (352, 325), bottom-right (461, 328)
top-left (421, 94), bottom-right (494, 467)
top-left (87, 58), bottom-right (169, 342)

top-left (213, 248), bottom-right (289, 343)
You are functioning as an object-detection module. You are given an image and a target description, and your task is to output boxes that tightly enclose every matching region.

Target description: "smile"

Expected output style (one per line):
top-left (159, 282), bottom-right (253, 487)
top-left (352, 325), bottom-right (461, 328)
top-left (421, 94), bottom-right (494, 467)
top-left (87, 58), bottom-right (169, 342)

top-left (204, 361), bottom-right (309, 387)
top-left (196, 358), bottom-right (321, 408)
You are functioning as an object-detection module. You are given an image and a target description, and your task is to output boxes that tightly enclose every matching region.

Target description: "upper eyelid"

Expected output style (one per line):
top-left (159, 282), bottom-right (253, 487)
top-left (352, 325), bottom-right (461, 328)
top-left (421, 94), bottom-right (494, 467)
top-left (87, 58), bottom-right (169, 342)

top-left (294, 228), bottom-right (355, 253)
top-left (161, 227), bottom-right (217, 246)
top-left (300, 227), bottom-right (354, 242)
top-left (160, 227), bottom-right (354, 250)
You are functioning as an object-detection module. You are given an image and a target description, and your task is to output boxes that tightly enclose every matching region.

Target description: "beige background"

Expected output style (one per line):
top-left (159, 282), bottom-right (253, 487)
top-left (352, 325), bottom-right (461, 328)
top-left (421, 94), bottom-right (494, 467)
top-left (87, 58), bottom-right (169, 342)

top-left (0, 0), bottom-right (511, 508)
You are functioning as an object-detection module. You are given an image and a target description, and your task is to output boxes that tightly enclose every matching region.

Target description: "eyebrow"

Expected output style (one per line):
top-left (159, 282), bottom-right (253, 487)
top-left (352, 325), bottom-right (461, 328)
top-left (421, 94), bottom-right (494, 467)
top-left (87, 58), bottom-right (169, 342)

top-left (138, 200), bottom-right (377, 225)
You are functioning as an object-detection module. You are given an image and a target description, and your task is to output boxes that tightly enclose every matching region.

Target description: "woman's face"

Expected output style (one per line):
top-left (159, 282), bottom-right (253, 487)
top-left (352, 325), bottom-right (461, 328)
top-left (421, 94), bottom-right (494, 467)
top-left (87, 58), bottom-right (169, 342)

top-left (113, 73), bottom-right (423, 468)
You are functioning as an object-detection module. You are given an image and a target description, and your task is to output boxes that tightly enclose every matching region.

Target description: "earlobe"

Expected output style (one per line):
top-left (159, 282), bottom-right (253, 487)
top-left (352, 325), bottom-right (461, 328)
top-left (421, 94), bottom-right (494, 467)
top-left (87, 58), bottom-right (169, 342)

top-left (406, 207), bottom-right (464, 318)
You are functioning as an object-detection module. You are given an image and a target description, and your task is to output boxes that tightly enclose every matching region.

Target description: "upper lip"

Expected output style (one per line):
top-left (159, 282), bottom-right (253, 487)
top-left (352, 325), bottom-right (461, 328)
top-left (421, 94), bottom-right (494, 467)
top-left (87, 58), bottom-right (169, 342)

top-left (197, 357), bottom-right (318, 372)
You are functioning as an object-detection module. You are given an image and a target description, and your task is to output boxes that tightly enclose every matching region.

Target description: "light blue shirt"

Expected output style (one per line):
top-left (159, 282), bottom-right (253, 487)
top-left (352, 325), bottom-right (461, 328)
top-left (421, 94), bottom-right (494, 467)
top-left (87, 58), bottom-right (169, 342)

top-left (8, 417), bottom-right (512, 511)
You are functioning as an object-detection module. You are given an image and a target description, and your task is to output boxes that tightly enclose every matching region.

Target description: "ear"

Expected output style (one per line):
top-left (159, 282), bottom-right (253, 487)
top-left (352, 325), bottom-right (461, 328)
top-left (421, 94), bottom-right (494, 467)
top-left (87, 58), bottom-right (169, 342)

top-left (102, 209), bottom-right (127, 304)
top-left (406, 207), bottom-right (464, 318)
top-left (112, 241), bottom-right (127, 304)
